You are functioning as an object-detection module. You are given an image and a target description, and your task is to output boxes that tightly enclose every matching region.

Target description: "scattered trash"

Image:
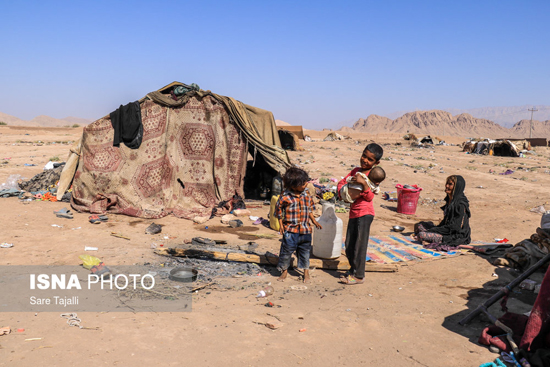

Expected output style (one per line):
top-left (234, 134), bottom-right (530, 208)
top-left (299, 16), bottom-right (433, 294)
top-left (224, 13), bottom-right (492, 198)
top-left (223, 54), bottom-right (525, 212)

top-left (43, 161), bottom-right (56, 170)
top-left (0, 174), bottom-right (23, 190)
top-left (535, 284), bottom-right (541, 294)
top-left (0, 243), bottom-right (14, 248)
top-left (499, 169), bottom-right (514, 175)
top-left (54, 207), bottom-right (73, 219)
top-left (61, 313), bottom-right (82, 328)
top-left (0, 188), bottom-right (22, 198)
top-left (256, 286), bottom-right (274, 298)
top-left (71, 227), bottom-right (81, 230)
top-left (492, 273), bottom-right (498, 277)
top-left (530, 205), bottom-right (547, 214)
top-left (51, 224), bottom-right (63, 228)
top-left (84, 246), bottom-right (98, 251)
top-left (24, 163), bottom-right (36, 166)
top-left (519, 279), bottom-right (537, 291)
top-left (299, 328), bottom-right (307, 332)
top-left (110, 232), bottom-right (130, 240)
top-left (233, 209), bottom-right (251, 216)
top-left (25, 338), bottom-right (42, 341)
top-left (145, 223), bottom-right (162, 234)
top-left (382, 191), bottom-right (398, 201)
top-left (263, 321), bottom-right (284, 330)
top-left (150, 243), bottom-right (157, 249)
top-left (16, 328), bottom-right (25, 333)
top-left (252, 217), bottom-right (264, 225)
top-left (0, 326), bottom-right (10, 336)
top-left (191, 237), bottom-right (216, 246)
top-left (249, 216), bottom-right (259, 221)
top-left (228, 219), bottom-right (244, 228)
top-left (290, 285), bottom-right (307, 291)
top-left (476, 186), bottom-right (484, 189)
top-left (89, 215), bottom-right (108, 224)
top-left (221, 214), bottom-right (237, 224)
top-left (265, 302), bottom-right (274, 307)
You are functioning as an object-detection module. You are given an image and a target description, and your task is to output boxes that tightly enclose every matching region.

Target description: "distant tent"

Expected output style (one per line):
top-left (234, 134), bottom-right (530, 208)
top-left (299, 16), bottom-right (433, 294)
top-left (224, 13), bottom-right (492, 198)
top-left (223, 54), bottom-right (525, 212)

top-left (411, 135), bottom-right (438, 146)
top-left (473, 141), bottom-right (489, 155)
top-left (278, 129), bottom-right (304, 151)
top-left (464, 139), bottom-right (525, 157)
top-left (491, 140), bottom-right (521, 157)
top-left (419, 136), bottom-right (436, 144)
top-left (323, 132), bottom-right (347, 141)
top-left (462, 141), bottom-right (475, 153)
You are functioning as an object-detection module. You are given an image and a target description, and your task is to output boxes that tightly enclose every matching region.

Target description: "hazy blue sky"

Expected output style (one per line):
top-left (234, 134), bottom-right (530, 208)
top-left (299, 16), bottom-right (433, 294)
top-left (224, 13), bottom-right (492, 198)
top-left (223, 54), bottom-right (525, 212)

top-left (1, 0), bottom-right (548, 129)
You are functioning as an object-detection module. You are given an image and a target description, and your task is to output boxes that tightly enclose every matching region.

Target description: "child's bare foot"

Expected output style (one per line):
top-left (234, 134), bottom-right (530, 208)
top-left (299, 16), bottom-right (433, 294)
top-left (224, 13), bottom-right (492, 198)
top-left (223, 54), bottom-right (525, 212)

top-left (303, 269), bottom-right (311, 283)
top-left (278, 270), bottom-right (288, 282)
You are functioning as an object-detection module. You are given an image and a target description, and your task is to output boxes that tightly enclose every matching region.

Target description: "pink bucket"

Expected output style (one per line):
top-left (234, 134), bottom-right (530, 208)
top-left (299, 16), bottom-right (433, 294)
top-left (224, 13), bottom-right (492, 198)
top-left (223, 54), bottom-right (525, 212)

top-left (395, 184), bottom-right (422, 215)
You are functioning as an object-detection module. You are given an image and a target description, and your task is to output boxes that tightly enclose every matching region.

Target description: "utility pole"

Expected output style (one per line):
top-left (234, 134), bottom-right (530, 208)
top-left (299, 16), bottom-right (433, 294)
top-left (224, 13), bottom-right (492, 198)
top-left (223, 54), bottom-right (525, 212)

top-left (528, 107), bottom-right (538, 138)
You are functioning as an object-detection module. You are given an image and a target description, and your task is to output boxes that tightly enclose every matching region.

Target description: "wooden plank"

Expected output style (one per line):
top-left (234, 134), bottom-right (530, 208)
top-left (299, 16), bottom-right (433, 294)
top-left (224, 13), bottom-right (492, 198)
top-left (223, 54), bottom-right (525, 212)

top-left (154, 248), bottom-right (398, 272)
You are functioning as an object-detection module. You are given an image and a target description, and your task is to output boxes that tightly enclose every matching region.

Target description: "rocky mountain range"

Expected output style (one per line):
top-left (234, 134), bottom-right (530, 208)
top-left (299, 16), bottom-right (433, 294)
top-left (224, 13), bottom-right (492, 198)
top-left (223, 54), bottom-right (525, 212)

top-left (385, 105), bottom-right (550, 128)
top-left (349, 110), bottom-right (550, 139)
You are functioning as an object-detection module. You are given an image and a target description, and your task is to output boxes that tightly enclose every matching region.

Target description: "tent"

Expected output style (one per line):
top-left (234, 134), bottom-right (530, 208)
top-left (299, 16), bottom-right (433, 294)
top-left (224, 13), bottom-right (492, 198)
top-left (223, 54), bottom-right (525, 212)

top-left (462, 139), bottom-right (525, 157)
top-left (277, 129), bottom-right (304, 151)
top-left (57, 82), bottom-right (291, 220)
top-left (277, 125), bottom-right (304, 139)
top-left (323, 132), bottom-right (347, 141)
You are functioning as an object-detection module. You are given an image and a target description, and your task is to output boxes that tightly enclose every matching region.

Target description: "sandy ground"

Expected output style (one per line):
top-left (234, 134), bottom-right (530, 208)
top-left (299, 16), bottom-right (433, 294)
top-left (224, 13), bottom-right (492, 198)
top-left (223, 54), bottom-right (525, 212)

top-left (0, 125), bottom-right (549, 366)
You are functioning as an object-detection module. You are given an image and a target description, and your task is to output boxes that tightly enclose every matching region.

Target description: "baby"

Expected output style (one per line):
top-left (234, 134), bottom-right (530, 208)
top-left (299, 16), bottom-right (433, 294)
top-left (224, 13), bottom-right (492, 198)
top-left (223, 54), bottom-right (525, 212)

top-left (339, 166), bottom-right (386, 204)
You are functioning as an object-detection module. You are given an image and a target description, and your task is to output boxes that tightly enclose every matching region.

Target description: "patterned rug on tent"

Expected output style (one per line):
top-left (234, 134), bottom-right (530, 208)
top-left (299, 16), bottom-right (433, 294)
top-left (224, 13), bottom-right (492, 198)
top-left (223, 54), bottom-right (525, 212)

top-left (345, 235), bottom-right (510, 264)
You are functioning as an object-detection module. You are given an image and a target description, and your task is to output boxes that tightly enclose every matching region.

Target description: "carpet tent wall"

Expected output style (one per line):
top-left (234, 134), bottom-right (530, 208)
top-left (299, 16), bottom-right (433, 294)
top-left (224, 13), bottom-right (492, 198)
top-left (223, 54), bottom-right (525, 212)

top-left (68, 82), bottom-right (290, 220)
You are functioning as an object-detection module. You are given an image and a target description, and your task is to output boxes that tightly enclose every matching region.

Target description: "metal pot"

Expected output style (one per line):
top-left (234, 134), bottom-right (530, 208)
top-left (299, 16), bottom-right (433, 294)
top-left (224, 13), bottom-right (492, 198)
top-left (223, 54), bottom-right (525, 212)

top-left (391, 225), bottom-right (405, 232)
top-left (169, 267), bottom-right (198, 283)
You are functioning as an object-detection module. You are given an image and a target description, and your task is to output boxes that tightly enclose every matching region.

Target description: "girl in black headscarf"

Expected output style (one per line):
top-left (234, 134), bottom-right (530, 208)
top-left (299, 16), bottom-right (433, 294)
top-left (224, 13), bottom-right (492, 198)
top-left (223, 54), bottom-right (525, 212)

top-left (414, 175), bottom-right (471, 251)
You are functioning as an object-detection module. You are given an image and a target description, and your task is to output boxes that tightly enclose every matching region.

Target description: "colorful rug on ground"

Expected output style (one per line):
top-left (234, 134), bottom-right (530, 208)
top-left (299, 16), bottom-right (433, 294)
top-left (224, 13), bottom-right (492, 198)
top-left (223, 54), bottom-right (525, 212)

top-left (351, 236), bottom-right (512, 264)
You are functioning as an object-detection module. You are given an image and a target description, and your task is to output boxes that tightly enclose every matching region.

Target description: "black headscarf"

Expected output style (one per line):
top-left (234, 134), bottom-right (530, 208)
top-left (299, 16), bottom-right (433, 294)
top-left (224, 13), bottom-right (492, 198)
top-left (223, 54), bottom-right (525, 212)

top-left (428, 175), bottom-right (471, 246)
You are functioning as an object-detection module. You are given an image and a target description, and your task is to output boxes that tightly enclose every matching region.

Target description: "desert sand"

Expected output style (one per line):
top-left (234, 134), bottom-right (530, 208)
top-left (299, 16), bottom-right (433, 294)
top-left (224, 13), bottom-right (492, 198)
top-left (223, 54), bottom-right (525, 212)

top-left (0, 125), bottom-right (549, 366)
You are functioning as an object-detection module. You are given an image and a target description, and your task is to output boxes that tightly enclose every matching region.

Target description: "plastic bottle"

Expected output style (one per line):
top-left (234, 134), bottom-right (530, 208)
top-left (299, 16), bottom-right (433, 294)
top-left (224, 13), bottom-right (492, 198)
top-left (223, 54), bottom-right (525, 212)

top-left (256, 286), bottom-right (274, 298)
top-left (312, 202), bottom-right (343, 259)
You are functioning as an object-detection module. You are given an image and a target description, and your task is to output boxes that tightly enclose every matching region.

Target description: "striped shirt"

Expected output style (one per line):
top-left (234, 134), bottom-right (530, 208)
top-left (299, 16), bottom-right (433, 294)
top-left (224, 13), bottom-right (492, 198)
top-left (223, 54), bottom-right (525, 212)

top-left (274, 189), bottom-right (316, 234)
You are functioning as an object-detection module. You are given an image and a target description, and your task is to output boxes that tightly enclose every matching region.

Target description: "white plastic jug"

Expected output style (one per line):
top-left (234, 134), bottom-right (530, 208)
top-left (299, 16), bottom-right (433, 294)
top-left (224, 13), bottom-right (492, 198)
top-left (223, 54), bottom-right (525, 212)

top-left (312, 202), bottom-right (343, 259)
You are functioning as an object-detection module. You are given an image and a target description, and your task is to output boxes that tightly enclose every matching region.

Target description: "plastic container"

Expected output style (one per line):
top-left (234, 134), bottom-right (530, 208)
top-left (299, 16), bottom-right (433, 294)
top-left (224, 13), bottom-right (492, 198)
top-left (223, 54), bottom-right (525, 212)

top-left (312, 202), bottom-right (343, 259)
top-left (256, 286), bottom-right (274, 298)
top-left (269, 195), bottom-right (280, 232)
top-left (395, 184), bottom-right (423, 215)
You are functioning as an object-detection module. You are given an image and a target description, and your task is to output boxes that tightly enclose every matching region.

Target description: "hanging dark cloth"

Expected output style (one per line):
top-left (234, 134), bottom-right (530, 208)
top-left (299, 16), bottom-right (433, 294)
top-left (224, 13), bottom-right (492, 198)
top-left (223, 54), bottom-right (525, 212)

top-left (110, 101), bottom-right (143, 149)
top-left (427, 175), bottom-right (471, 247)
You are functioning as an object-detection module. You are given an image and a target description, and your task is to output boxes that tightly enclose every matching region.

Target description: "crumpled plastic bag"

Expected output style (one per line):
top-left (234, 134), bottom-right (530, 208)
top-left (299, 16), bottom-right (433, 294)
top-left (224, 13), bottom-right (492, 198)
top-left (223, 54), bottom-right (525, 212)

top-left (79, 255), bottom-right (101, 270)
top-left (0, 174), bottom-right (23, 190)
